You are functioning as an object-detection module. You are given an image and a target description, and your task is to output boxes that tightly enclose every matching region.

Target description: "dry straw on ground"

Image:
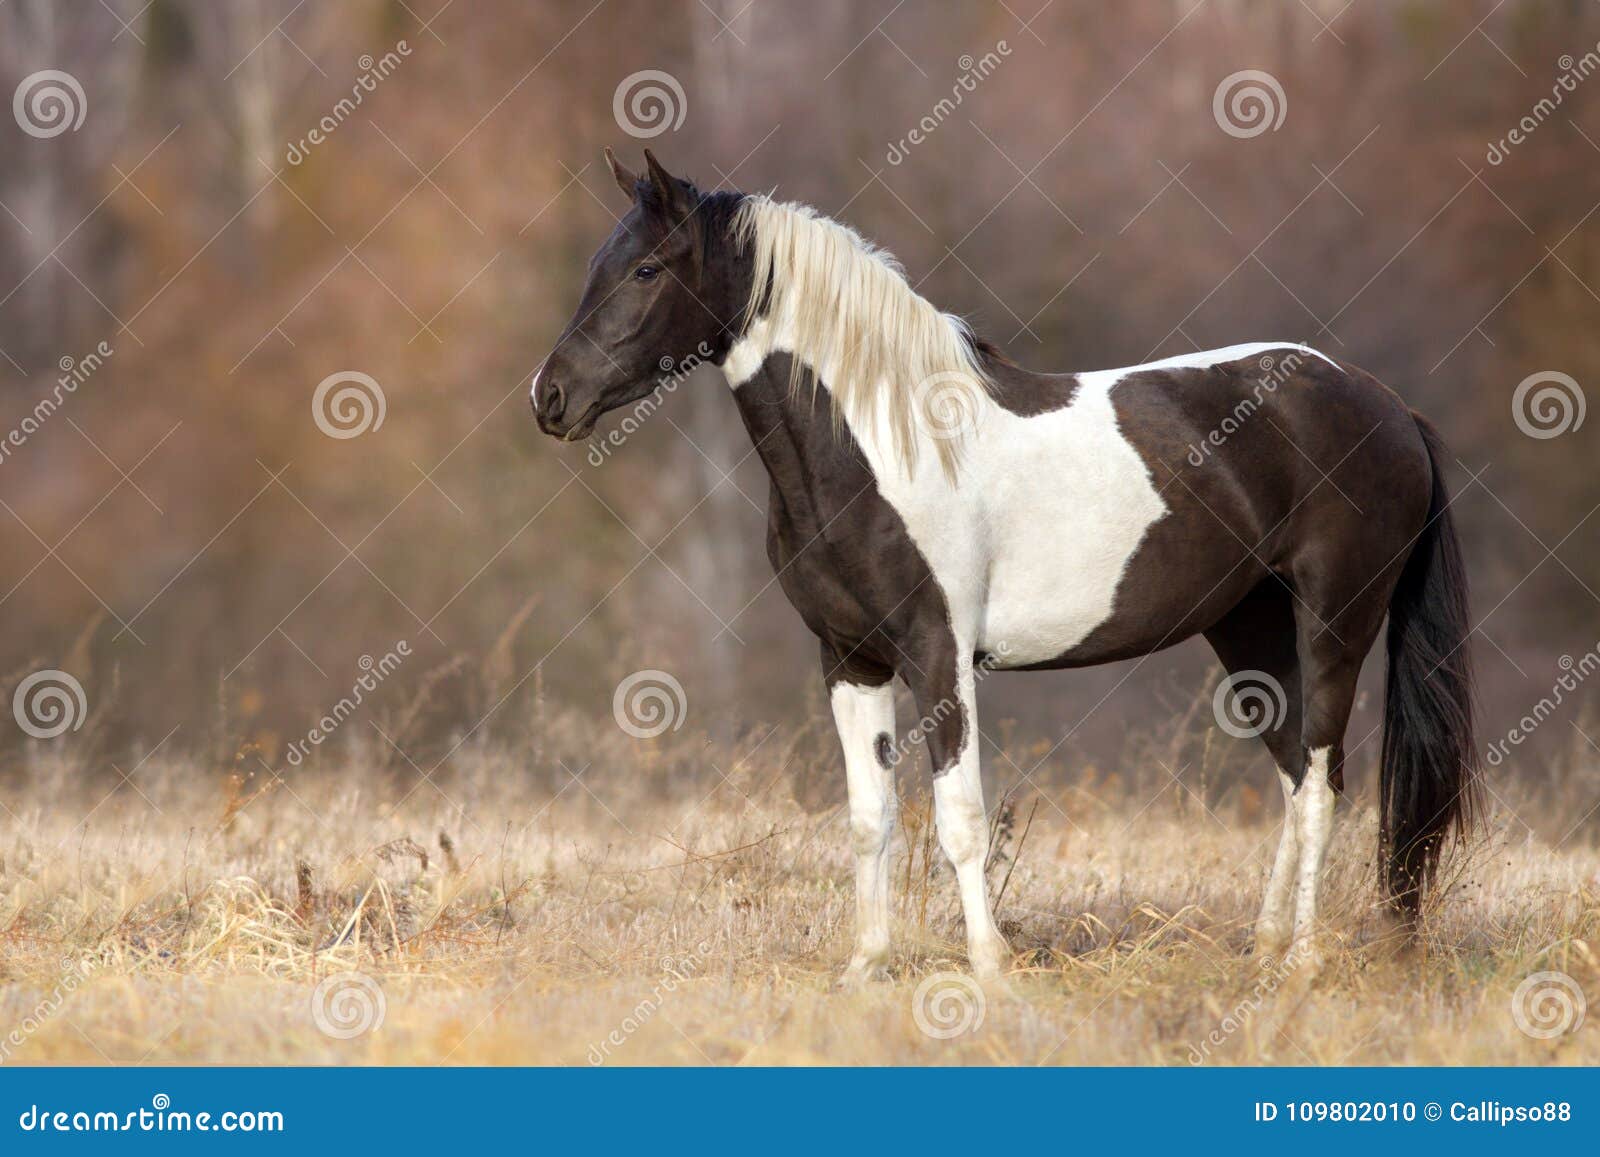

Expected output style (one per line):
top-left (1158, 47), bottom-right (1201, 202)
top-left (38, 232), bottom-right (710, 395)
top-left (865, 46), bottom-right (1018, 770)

top-left (1, 705), bottom-right (1596, 1066)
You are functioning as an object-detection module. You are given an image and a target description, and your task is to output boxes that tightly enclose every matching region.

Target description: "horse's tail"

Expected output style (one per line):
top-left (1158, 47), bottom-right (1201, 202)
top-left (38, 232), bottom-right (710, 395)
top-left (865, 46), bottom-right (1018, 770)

top-left (1379, 412), bottom-right (1479, 917)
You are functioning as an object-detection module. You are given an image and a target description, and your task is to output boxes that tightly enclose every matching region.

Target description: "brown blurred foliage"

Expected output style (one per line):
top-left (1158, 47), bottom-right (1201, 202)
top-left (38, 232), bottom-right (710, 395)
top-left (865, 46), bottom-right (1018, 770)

top-left (1, 0), bottom-right (1597, 793)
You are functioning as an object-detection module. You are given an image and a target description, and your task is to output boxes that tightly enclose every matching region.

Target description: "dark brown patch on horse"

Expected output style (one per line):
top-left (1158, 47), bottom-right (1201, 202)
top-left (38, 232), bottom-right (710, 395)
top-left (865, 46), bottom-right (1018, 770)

top-left (979, 347), bottom-right (1080, 417)
top-left (874, 733), bottom-right (895, 769)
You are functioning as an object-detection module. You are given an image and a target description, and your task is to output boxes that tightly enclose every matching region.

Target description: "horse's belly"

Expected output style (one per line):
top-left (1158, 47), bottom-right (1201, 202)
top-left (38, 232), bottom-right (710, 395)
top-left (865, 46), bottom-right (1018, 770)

top-left (977, 525), bottom-right (1164, 666)
top-left (966, 393), bottom-right (1169, 666)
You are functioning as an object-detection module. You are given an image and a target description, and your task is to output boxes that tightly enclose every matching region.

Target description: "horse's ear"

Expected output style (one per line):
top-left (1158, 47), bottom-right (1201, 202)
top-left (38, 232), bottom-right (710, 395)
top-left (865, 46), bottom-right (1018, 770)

top-left (642, 148), bottom-right (692, 221)
top-left (605, 147), bottom-right (640, 202)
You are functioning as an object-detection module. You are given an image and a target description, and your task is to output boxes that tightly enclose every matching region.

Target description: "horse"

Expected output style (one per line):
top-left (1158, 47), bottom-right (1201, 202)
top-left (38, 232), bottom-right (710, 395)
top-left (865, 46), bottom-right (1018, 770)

top-left (532, 149), bottom-right (1478, 983)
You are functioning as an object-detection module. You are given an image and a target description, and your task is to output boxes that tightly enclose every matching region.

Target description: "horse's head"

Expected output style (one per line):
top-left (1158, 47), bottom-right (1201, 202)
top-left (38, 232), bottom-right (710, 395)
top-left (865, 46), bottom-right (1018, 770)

top-left (532, 149), bottom-right (736, 441)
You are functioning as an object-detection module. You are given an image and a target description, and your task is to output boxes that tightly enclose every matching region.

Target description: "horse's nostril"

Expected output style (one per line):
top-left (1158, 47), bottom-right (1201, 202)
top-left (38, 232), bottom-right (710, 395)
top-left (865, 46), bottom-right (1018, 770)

top-left (537, 379), bottom-right (565, 421)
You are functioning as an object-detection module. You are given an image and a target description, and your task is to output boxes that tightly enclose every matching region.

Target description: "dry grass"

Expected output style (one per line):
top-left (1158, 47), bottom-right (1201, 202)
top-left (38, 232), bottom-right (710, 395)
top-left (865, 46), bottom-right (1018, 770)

top-left (1, 708), bottom-right (1597, 1067)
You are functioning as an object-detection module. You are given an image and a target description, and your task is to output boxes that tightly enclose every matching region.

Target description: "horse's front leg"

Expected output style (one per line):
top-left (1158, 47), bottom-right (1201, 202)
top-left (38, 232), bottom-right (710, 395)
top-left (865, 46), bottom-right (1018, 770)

top-left (907, 650), bottom-right (1010, 980)
top-left (828, 674), bottom-right (897, 984)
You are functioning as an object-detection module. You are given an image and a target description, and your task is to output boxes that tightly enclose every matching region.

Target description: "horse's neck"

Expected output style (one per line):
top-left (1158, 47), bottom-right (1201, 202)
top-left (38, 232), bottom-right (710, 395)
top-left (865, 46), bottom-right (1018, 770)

top-left (725, 356), bottom-right (894, 533)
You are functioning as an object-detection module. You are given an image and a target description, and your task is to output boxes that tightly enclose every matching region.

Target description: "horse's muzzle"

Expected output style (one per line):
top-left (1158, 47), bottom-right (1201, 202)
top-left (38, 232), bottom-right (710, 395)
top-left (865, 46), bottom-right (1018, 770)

top-left (531, 368), bottom-right (566, 429)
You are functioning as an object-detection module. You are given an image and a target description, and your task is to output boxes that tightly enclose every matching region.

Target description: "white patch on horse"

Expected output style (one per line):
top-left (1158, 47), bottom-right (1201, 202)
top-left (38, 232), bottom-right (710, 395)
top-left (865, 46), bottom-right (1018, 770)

top-left (930, 658), bottom-right (1009, 978)
top-left (1292, 746), bottom-right (1337, 960)
top-left (529, 363), bottom-right (544, 404)
top-left (1255, 768), bottom-right (1300, 957)
top-left (1093, 341), bottom-right (1342, 376)
top-left (722, 314), bottom-right (772, 388)
top-left (829, 680), bottom-right (896, 981)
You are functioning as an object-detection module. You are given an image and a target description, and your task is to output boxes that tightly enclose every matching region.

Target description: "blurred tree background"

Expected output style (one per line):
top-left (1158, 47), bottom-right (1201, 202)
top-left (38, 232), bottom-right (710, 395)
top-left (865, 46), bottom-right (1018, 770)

top-left (1, 0), bottom-right (1596, 800)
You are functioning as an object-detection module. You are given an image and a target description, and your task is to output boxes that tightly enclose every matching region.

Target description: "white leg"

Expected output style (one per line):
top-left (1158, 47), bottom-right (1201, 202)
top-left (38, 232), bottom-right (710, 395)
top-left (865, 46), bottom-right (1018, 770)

top-left (830, 680), bottom-right (897, 983)
top-left (1290, 746), bottom-right (1336, 969)
top-left (1254, 769), bottom-right (1300, 960)
top-left (930, 665), bottom-right (1009, 979)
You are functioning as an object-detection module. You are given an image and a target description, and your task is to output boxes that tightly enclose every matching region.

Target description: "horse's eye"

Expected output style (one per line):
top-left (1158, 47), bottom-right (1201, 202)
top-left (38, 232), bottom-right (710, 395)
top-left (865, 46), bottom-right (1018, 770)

top-left (634, 265), bottom-right (659, 281)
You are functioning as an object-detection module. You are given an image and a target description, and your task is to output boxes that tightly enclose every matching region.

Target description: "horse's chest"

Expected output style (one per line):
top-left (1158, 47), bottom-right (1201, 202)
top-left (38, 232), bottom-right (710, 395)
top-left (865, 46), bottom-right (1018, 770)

top-left (764, 478), bottom-right (952, 671)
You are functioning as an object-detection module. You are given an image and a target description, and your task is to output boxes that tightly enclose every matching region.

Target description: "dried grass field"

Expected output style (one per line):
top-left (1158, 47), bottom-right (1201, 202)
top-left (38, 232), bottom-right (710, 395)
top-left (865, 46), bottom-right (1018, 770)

top-left (2, 698), bottom-right (1597, 1068)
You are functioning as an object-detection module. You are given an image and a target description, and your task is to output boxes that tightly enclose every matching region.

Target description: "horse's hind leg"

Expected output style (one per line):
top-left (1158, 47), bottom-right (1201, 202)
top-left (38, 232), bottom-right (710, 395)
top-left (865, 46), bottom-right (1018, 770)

top-left (1203, 582), bottom-right (1304, 963)
top-left (1285, 640), bottom-right (1360, 973)
top-left (1285, 562), bottom-right (1396, 974)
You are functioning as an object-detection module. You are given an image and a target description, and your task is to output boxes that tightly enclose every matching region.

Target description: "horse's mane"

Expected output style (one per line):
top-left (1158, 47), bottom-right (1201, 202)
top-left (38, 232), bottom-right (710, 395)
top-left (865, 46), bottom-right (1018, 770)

top-left (730, 196), bottom-right (992, 480)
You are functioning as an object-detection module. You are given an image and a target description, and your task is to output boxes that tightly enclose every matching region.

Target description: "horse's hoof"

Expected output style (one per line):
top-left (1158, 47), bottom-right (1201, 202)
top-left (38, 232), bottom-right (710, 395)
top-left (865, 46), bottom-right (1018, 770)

top-left (1286, 937), bottom-right (1326, 982)
top-left (838, 957), bottom-right (889, 989)
top-left (1252, 927), bottom-right (1291, 967)
top-left (1368, 906), bottom-right (1419, 959)
top-left (969, 940), bottom-right (1012, 983)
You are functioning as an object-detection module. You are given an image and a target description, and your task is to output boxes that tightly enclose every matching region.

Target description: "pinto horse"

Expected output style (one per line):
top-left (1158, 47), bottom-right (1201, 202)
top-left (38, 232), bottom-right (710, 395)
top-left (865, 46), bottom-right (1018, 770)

top-left (533, 150), bottom-right (1478, 982)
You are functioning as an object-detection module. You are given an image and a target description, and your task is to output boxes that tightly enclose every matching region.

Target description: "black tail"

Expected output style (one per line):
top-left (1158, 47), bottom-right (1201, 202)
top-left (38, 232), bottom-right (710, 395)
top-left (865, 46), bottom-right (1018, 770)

top-left (1380, 414), bottom-right (1480, 917)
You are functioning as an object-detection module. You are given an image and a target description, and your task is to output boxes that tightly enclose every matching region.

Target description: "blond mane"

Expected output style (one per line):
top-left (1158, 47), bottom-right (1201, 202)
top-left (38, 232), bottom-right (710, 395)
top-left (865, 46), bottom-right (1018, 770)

top-left (731, 196), bottom-right (992, 480)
